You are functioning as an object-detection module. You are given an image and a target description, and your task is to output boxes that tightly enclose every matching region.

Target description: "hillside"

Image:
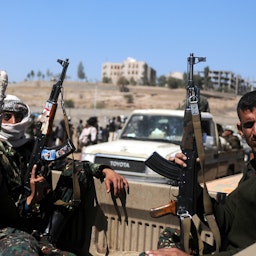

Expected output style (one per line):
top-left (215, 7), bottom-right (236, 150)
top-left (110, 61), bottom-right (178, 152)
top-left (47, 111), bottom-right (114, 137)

top-left (7, 81), bottom-right (241, 128)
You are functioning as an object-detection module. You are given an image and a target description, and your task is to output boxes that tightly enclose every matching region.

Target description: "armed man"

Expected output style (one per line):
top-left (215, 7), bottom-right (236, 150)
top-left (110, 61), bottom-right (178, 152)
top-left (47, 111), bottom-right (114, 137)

top-left (143, 60), bottom-right (256, 254)
top-left (0, 68), bottom-right (129, 255)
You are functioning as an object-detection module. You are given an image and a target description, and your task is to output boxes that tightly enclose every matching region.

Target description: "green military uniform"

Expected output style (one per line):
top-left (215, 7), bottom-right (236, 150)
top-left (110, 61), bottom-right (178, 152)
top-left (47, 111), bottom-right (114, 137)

top-left (209, 160), bottom-right (256, 255)
top-left (0, 139), bottom-right (107, 255)
top-left (199, 95), bottom-right (210, 112)
top-left (181, 95), bottom-right (210, 113)
top-left (224, 134), bottom-right (241, 149)
top-left (140, 160), bottom-right (256, 256)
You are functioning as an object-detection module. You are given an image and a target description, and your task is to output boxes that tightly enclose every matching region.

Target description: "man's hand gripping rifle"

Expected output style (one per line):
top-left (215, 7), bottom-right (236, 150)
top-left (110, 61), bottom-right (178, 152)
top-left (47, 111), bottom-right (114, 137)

top-left (25, 59), bottom-right (75, 194)
top-left (145, 53), bottom-right (206, 254)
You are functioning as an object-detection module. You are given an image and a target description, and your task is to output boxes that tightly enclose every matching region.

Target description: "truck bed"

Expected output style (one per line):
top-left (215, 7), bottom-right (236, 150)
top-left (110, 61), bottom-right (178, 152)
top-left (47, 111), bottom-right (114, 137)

top-left (88, 175), bottom-right (242, 255)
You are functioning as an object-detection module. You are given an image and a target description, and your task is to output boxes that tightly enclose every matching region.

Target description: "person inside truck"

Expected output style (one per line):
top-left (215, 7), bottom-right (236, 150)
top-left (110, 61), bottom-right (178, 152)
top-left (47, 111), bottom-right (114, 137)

top-left (0, 93), bottom-right (129, 255)
top-left (217, 123), bottom-right (231, 151)
top-left (143, 90), bottom-right (256, 255)
top-left (149, 117), bottom-right (170, 139)
top-left (222, 125), bottom-right (242, 149)
top-left (149, 123), bottom-right (167, 139)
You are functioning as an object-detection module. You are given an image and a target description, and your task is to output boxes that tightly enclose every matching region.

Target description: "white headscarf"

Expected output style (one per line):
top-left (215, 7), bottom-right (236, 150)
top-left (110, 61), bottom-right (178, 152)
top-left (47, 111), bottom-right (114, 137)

top-left (0, 94), bottom-right (31, 147)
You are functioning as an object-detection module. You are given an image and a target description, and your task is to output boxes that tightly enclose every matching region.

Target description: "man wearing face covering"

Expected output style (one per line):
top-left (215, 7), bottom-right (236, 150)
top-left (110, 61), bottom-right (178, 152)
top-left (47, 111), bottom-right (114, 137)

top-left (0, 92), bottom-right (129, 255)
top-left (0, 94), bottom-right (76, 255)
top-left (0, 94), bottom-right (31, 146)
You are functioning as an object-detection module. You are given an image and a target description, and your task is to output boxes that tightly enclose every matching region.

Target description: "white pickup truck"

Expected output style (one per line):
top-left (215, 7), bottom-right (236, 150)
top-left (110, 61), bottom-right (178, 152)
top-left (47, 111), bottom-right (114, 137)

top-left (82, 109), bottom-right (245, 184)
top-left (75, 109), bottom-right (247, 255)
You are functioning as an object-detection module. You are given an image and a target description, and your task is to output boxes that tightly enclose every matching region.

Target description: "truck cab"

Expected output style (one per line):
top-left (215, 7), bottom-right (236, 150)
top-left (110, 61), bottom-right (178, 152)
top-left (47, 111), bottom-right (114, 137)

top-left (82, 109), bottom-right (244, 184)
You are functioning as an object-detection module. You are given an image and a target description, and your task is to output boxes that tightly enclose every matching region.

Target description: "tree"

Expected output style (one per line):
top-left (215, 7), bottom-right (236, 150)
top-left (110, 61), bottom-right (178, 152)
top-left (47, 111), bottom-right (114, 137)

top-left (37, 70), bottom-right (42, 80)
top-left (194, 74), bottom-right (204, 89)
top-left (129, 77), bottom-right (136, 85)
top-left (183, 72), bottom-right (204, 89)
top-left (102, 77), bottom-right (112, 83)
top-left (30, 70), bottom-right (35, 80)
top-left (203, 66), bottom-right (213, 90)
top-left (117, 76), bottom-right (129, 92)
top-left (167, 77), bottom-right (183, 89)
top-left (117, 76), bottom-right (129, 86)
top-left (77, 61), bottom-right (86, 81)
top-left (46, 69), bottom-right (53, 80)
top-left (157, 75), bottom-right (167, 87)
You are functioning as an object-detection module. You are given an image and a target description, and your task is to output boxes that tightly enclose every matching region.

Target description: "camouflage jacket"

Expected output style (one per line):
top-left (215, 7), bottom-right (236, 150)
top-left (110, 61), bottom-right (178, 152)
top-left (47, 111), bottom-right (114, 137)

top-left (0, 139), bottom-right (107, 232)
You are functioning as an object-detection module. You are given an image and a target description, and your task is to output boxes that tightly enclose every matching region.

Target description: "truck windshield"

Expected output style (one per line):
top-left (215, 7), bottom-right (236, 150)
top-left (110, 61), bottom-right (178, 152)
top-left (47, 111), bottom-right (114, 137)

top-left (120, 114), bottom-right (183, 144)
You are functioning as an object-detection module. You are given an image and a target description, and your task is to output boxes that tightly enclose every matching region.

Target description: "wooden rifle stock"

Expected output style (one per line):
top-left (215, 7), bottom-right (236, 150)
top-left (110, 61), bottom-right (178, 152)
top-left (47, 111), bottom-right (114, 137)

top-left (150, 200), bottom-right (176, 218)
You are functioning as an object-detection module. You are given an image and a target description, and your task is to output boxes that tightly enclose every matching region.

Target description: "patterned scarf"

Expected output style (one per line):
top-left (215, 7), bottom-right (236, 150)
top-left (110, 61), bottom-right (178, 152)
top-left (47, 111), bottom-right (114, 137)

top-left (0, 106), bottom-right (31, 148)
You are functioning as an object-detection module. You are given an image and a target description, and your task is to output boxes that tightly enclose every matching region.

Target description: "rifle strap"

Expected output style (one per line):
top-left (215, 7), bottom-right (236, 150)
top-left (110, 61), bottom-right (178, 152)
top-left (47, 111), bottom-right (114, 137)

top-left (180, 216), bottom-right (191, 253)
top-left (191, 100), bottom-right (221, 253)
top-left (180, 214), bottom-right (204, 255)
top-left (61, 91), bottom-right (81, 205)
top-left (202, 184), bottom-right (221, 252)
top-left (192, 214), bottom-right (204, 255)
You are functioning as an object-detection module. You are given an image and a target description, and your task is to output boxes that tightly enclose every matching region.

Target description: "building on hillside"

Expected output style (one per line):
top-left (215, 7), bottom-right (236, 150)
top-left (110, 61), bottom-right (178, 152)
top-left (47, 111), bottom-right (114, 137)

top-left (206, 70), bottom-right (252, 95)
top-left (168, 72), bottom-right (184, 80)
top-left (102, 57), bottom-right (156, 85)
top-left (167, 70), bottom-right (252, 95)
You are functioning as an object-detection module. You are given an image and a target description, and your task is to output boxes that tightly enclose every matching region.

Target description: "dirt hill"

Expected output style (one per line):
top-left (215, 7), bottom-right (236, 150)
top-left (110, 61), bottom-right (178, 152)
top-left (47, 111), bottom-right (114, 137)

top-left (8, 80), bottom-right (241, 128)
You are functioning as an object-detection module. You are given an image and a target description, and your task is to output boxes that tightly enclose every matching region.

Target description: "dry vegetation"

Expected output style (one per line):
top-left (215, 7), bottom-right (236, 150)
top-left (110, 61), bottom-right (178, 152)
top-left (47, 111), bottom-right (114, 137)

top-left (8, 80), bottom-right (241, 128)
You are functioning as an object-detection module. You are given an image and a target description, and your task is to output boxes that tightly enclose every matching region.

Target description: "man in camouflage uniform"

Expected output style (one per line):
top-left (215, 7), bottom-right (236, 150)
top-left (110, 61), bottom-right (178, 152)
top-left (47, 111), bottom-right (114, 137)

top-left (222, 125), bottom-right (242, 149)
top-left (0, 93), bottom-right (129, 255)
top-left (143, 91), bottom-right (256, 255)
top-left (181, 95), bottom-right (210, 113)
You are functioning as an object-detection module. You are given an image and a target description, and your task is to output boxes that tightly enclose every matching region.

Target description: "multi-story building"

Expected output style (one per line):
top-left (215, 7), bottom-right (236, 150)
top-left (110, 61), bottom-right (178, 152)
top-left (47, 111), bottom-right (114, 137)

top-left (102, 59), bottom-right (252, 94)
top-left (207, 70), bottom-right (252, 95)
top-left (102, 57), bottom-right (156, 85)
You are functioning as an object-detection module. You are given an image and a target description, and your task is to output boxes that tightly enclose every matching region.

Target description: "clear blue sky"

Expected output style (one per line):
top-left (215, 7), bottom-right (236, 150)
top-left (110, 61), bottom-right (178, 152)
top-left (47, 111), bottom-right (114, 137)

top-left (1, 1), bottom-right (256, 83)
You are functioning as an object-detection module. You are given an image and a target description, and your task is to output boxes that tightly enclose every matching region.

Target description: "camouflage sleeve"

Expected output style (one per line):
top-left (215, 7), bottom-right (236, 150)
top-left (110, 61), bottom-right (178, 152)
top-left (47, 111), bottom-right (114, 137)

top-left (64, 158), bottom-right (110, 183)
top-left (81, 161), bottom-right (110, 182)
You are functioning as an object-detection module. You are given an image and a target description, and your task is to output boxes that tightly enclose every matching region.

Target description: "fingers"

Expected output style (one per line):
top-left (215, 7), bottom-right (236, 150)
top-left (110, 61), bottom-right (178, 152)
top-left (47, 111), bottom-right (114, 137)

top-left (111, 177), bottom-right (124, 197)
top-left (103, 169), bottom-right (129, 196)
top-left (116, 175), bottom-right (129, 195)
top-left (30, 164), bottom-right (37, 180)
top-left (169, 153), bottom-right (187, 168)
top-left (176, 152), bottom-right (187, 160)
top-left (29, 165), bottom-right (49, 205)
top-left (123, 177), bottom-right (129, 193)
top-left (30, 164), bottom-right (44, 183)
top-left (105, 175), bottom-right (129, 197)
top-left (104, 179), bottom-right (111, 193)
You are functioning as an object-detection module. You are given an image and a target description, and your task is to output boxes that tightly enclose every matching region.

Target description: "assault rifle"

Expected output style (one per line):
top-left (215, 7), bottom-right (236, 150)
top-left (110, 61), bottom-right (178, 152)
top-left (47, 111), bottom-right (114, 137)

top-left (25, 58), bottom-right (75, 193)
top-left (145, 53), bottom-right (206, 254)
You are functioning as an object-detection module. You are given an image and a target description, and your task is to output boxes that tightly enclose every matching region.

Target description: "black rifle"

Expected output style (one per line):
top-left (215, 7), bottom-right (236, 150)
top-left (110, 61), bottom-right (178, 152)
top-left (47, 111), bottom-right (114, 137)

top-left (145, 53), bottom-right (206, 254)
top-left (25, 58), bottom-right (75, 194)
